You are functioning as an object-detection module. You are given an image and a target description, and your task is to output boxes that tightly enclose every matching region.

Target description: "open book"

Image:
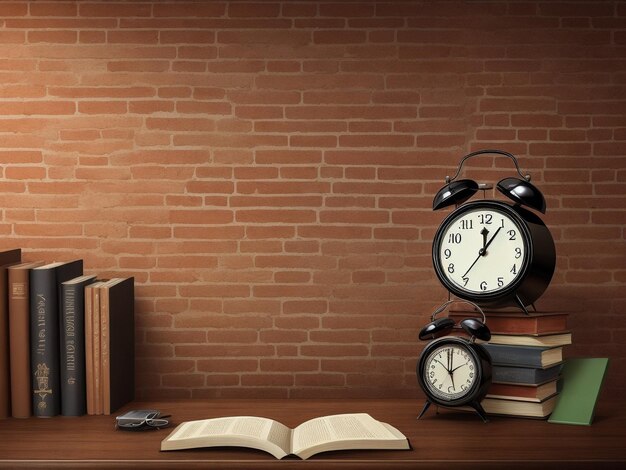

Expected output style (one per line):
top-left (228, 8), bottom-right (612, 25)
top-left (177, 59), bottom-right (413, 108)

top-left (160, 413), bottom-right (409, 460)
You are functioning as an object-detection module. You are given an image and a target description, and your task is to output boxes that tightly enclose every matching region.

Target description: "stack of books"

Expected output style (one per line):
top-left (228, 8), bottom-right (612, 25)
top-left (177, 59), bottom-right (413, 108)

top-left (0, 249), bottom-right (135, 420)
top-left (452, 310), bottom-right (571, 419)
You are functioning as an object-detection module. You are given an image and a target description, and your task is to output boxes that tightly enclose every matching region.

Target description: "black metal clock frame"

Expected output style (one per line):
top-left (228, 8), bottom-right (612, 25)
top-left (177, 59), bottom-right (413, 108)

top-left (432, 200), bottom-right (555, 314)
top-left (417, 335), bottom-right (492, 423)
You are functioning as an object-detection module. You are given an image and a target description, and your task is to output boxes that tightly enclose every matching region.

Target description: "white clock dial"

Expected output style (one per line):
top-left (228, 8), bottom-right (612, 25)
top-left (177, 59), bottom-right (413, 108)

top-left (437, 208), bottom-right (526, 295)
top-left (424, 344), bottom-right (477, 401)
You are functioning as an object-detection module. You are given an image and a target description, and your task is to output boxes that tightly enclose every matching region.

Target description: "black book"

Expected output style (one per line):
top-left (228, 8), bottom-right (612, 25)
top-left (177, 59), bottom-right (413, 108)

top-left (483, 343), bottom-right (563, 369)
top-left (100, 277), bottom-right (135, 414)
top-left (492, 363), bottom-right (563, 386)
top-left (60, 275), bottom-right (97, 416)
top-left (30, 260), bottom-right (83, 417)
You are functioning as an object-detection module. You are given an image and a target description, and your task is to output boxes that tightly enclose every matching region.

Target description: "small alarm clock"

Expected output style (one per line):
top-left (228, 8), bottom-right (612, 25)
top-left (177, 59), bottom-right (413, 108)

top-left (431, 149), bottom-right (556, 314)
top-left (416, 300), bottom-right (492, 422)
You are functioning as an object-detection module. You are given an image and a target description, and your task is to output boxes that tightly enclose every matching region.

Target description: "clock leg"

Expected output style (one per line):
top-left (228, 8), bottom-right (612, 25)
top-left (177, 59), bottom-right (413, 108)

top-left (472, 401), bottom-right (489, 423)
top-left (514, 294), bottom-right (530, 315)
top-left (417, 400), bottom-right (432, 420)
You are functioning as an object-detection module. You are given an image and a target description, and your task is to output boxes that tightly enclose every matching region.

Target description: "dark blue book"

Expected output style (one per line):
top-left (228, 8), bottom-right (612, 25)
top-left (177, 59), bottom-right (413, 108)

top-left (30, 260), bottom-right (83, 417)
top-left (492, 363), bottom-right (563, 386)
top-left (483, 343), bottom-right (563, 368)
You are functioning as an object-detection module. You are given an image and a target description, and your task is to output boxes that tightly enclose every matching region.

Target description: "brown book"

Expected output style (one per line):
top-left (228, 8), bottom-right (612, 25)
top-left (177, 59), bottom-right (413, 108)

top-left (479, 394), bottom-right (559, 419)
top-left (99, 279), bottom-right (115, 415)
top-left (487, 380), bottom-right (558, 403)
top-left (0, 249), bottom-right (23, 419)
top-left (8, 261), bottom-right (44, 418)
top-left (85, 281), bottom-right (107, 415)
top-left (487, 332), bottom-right (572, 347)
top-left (449, 311), bottom-right (568, 335)
top-left (99, 278), bottom-right (134, 415)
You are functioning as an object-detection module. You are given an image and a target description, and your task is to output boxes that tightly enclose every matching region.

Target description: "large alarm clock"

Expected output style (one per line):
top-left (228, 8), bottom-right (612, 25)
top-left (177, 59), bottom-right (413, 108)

top-left (431, 150), bottom-right (556, 313)
top-left (416, 300), bottom-right (492, 422)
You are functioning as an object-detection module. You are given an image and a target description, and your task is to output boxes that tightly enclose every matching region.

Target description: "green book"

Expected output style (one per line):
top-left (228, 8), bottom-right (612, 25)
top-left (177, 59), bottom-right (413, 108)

top-left (548, 357), bottom-right (609, 426)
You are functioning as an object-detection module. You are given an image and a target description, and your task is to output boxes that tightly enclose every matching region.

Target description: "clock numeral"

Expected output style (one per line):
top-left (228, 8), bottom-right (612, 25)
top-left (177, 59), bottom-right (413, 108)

top-left (447, 233), bottom-right (462, 244)
top-left (497, 277), bottom-right (504, 287)
top-left (460, 219), bottom-right (473, 230)
top-left (500, 218), bottom-right (505, 228)
top-left (515, 247), bottom-right (522, 259)
top-left (447, 263), bottom-right (454, 274)
top-left (480, 281), bottom-right (487, 291)
top-left (478, 214), bottom-right (493, 225)
top-left (508, 229), bottom-right (516, 241)
top-left (461, 384), bottom-right (467, 391)
top-left (444, 249), bottom-right (452, 259)
top-left (511, 264), bottom-right (517, 275)
top-left (462, 277), bottom-right (469, 287)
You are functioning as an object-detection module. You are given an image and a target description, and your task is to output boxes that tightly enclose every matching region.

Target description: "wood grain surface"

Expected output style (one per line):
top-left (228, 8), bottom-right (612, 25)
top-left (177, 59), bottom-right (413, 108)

top-left (0, 399), bottom-right (624, 469)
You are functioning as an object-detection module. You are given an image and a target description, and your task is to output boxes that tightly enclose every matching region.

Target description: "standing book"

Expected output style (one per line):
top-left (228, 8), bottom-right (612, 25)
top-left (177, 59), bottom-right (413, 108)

top-left (0, 249), bottom-right (22, 419)
top-left (99, 277), bottom-right (135, 415)
top-left (161, 413), bottom-right (409, 460)
top-left (60, 275), bottom-right (97, 416)
top-left (29, 260), bottom-right (83, 417)
top-left (548, 357), bottom-right (610, 426)
top-left (8, 261), bottom-right (44, 418)
top-left (85, 280), bottom-right (107, 416)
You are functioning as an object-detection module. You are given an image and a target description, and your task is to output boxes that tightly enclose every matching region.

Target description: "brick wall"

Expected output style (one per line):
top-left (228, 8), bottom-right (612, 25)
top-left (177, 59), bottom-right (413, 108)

top-left (0, 1), bottom-right (624, 398)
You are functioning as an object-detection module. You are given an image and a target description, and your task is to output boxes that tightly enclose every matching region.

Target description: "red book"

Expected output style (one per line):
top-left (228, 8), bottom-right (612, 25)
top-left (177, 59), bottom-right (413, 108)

top-left (449, 311), bottom-right (568, 335)
top-left (487, 380), bottom-right (558, 403)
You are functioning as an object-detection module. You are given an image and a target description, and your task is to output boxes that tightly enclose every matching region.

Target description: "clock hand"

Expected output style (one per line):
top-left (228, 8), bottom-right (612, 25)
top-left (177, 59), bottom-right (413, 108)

top-left (434, 359), bottom-right (450, 372)
top-left (450, 363), bottom-right (468, 374)
top-left (461, 227), bottom-right (503, 278)
top-left (462, 252), bottom-right (483, 278)
top-left (482, 226), bottom-right (502, 254)
top-left (481, 227), bottom-right (489, 253)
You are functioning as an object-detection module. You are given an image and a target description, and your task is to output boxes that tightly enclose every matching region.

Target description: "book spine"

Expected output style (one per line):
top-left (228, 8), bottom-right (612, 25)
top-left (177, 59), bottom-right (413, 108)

top-left (0, 250), bottom-right (21, 419)
top-left (108, 278), bottom-right (134, 414)
top-left (30, 269), bottom-right (61, 417)
top-left (85, 285), bottom-right (95, 415)
top-left (60, 283), bottom-right (87, 416)
top-left (8, 268), bottom-right (32, 418)
top-left (93, 286), bottom-right (101, 415)
top-left (483, 345), bottom-right (543, 368)
top-left (100, 285), bottom-right (110, 415)
top-left (0, 269), bottom-right (11, 419)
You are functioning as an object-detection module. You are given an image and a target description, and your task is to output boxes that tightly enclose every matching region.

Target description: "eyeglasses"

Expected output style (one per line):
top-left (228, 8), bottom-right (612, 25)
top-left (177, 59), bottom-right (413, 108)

top-left (115, 410), bottom-right (171, 431)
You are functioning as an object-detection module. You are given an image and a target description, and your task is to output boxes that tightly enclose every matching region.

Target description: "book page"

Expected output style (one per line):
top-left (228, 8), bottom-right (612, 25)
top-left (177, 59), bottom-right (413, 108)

top-left (161, 416), bottom-right (292, 459)
top-left (292, 413), bottom-right (407, 460)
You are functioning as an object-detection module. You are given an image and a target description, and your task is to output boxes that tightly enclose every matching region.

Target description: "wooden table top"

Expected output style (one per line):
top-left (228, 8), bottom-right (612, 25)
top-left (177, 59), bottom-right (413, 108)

top-left (0, 398), bottom-right (624, 469)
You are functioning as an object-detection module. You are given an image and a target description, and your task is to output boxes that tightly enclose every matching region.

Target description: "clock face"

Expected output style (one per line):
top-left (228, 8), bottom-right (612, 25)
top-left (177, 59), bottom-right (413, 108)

top-left (435, 205), bottom-right (527, 296)
top-left (423, 342), bottom-right (478, 402)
